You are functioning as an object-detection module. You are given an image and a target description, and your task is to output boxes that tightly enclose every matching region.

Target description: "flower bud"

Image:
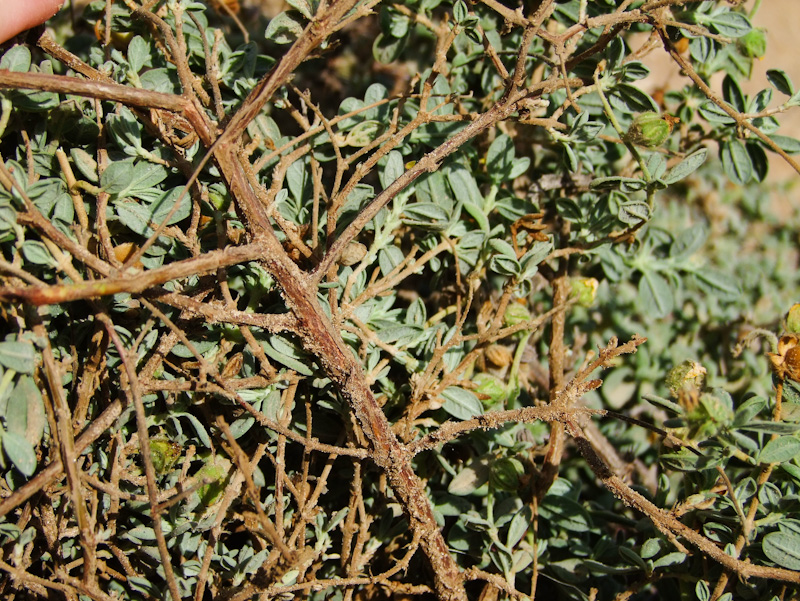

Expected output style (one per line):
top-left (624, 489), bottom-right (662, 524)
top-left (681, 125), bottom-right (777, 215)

top-left (737, 28), bottom-right (767, 59)
top-left (666, 360), bottom-right (706, 399)
top-left (149, 439), bottom-right (181, 475)
top-left (196, 459), bottom-right (228, 506)
top-left (503, 303), bottom-right (531, 327)
top-left (570, 277), bottom-right (598, 307)
top-left (624, 112), bottom-right (677, 148)
top-left (786, 304), bottom-right (800, 335)
top-left (473, 373), bottom-right (507, 408)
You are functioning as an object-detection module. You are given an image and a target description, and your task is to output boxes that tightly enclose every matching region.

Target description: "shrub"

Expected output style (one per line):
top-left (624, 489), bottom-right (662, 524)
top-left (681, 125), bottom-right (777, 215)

top-left (0, 0), bottom-right (799, 599)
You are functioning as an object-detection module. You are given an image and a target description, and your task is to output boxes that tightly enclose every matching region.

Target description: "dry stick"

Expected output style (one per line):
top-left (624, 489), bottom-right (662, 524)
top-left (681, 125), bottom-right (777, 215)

top-left (99, 314), bottom-right (183, 601)
top-left (0, 70), bottom-right (187, 113)
top-left (535, 240), bottom-right (572, 500)
top-left (26, 311), bottom-right (98, 587)
top-left (0, 239), bottom-right (269, 305)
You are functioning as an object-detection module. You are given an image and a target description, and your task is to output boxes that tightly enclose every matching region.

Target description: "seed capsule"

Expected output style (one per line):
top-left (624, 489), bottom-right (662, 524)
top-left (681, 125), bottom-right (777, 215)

top-left (624, 112), bottom-right (678, 148)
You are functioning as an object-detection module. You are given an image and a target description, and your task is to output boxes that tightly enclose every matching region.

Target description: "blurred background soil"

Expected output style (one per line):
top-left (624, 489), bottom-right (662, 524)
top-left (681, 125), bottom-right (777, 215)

top-left (638, 0), bottom-right (800, 194)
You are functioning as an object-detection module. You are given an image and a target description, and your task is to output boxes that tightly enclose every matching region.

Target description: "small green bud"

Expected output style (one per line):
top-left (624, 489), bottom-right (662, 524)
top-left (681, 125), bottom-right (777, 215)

top-left (738, 28), bottom-right (767, 59)
top-left (503, 303), bottom-right (531, 327)
top-left (473, 373), bottom-right (507, 408)
top-left (208, 189), bottom-right (230, 211)
top-left (196, 458), bottom-right (229, 506)
top-left (786, 304), bottom-right (800, 335)
top-left (570, 277), bottom-right (598, 307)
top-left (624, 112), bottom-right (677, 148)
top-left (665, 360), bottom-right (706, 398)
top-left (149, 438), bottom-right (181, 475)
top-left (489, 457), bottom-right (525, 492)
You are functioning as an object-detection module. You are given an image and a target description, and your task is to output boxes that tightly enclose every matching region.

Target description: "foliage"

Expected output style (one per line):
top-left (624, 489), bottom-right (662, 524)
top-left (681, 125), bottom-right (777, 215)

top-left (0, 0), bottom-right (799, 599)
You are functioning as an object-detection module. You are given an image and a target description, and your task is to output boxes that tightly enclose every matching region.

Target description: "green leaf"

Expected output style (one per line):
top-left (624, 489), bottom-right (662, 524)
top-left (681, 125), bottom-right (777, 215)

top-left (720, 140), bottom-right (753, 185)
top-left (5, 375), bottom-right (45, 446)
top-left (749, 88), bottom-right (772, 113)
top-left (265, 12), bottom-right (305, 44)
top-left (759, 436), bottom-right (800, 464)
top-left (261, 337), bottom-right (314, 376)
top-left (20, 241), bottom-right (55, 267)
top-left (763, 531), bottom-right (800, 570)
top-left (446, 163), bottom-right (483, 206)
top-left (343, 120), bottom-right (384, 147)
top-left (486, 134), bottom-right (514, 183)
top-left (670, 223), bottom-right (707, 259)
top-left (148, 187), bottom-right (192, 228)
top-left (380, 150), bottom-right (404, 188)
top-left (378, 246), bottom-right (404, 277)
top-left (722, 75), bottom-right (745, 113)
top-left (662, 148), bottom-right (708, 185)
top-left (285, 0), bottom-right (313, 20)
top-left (708, 12), bottom-right (752, 37)
top-left (373, 32), bottom-right (407, 64)
top-left (747, 141), bottom-right (769, 182)
top-left (642, 393), bottom-right (684, 415)
top-left (638, 271), bottom-right (673, 318)
top-left (0, 46), bottom-right (31, 72)
top-left (403, 203), bottom-right (450, 223)
top-left (768, 135), bottom-right (800, 155)
top-left (101, 159), bottom-right (168, 199)
top-left (591, 176), bottom-right (647, 192)
top-left (2, 430), bottom-right (36, 477)
top-left (611, 84), bottom-right (658, 113)
top-left (488, 239), bottom-right (516, 259)
top-left (652, 552), bottom-right (686, 569)
top-left (618, 200), bottom-right (650, 225)
top-left (441, 386), bottom-right (483, 420)
top-left (698, 102), bottom-right (736, 124)
top-left (172, 412), bottom-right (212, 448)
top-left (448, 457), bottom-right (490, 495)
top-left (453, 0), bottom-right (468, 24)
top-left (767, 69), bottom-right (795, 96)
top-left (127, 36), bottom-right (150, 74)
top-left (0, 341), bottom-right (36, 374)
top-left (692, 269), bottom-right (740, 300)
top-left (138, 68), bottom-right (180, 94)
top-left (538, 495), bottom-right (592, 532)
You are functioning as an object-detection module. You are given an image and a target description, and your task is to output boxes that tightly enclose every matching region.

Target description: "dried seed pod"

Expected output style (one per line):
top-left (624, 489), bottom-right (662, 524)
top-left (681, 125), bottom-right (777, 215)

top-left (339, 241), bottom-right (367, 266)
top-left (768, 334), bottom-right (800, 381)
top-left (485, 344), bottom-right (513, 368)
top-left (784, 346), bottom-right (800, 382)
